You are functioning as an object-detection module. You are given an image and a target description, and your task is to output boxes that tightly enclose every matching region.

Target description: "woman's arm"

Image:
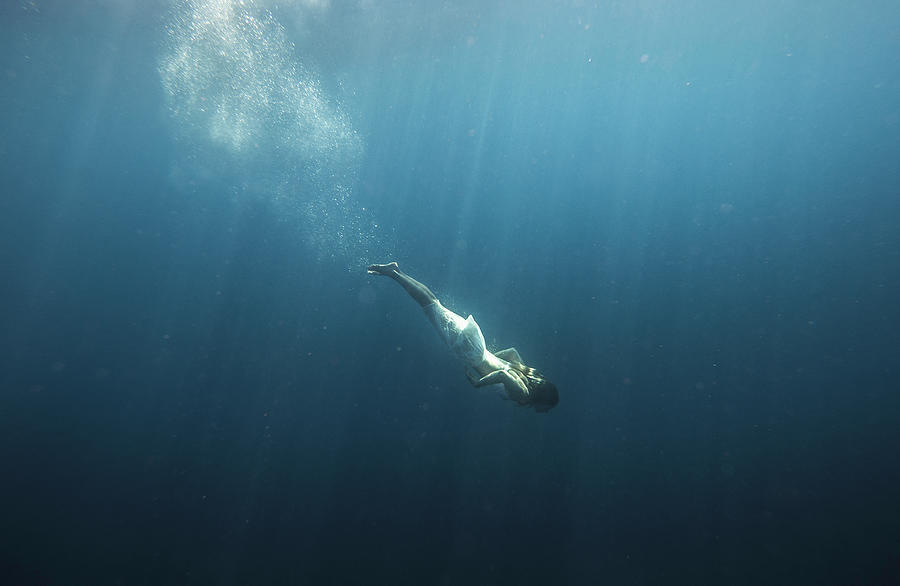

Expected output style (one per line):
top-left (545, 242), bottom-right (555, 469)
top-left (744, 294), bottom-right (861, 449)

top-left (494, 348), bottom-right (524, 363)
top-left (468, 368), bottom-right (530, 404)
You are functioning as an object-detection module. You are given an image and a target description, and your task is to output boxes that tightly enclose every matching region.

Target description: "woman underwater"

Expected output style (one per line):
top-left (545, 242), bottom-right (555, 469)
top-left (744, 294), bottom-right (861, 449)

top-left (367, 262), bottom-right (559, 412)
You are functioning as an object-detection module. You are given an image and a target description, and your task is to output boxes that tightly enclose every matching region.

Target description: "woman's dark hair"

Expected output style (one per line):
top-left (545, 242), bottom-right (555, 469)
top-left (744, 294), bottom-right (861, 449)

top-left (509, 362), bottom-right (559, 412)
top-left (528, 378), bottom-right (559, 412)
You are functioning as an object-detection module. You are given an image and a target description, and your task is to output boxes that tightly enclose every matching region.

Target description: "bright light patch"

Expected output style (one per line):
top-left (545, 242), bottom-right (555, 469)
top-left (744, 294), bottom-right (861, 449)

top-left (159, 0), bottom-right (386, 267)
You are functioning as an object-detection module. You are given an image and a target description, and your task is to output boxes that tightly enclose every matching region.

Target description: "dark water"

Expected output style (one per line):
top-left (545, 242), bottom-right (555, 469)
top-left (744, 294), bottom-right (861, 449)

top-left (2, 1), bottom-right (899, 584)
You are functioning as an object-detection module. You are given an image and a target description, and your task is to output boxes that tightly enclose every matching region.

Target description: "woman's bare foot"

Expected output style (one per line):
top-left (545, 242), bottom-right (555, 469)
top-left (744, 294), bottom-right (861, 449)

top-left (367, 261), bottom-right (399, 276)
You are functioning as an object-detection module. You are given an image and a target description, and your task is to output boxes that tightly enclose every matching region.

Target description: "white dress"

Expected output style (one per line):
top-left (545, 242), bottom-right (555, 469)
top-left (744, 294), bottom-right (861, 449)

top-left (423, 301), bottom-right (488, 369)
top-left (424, 300), bottom-right (520, 402)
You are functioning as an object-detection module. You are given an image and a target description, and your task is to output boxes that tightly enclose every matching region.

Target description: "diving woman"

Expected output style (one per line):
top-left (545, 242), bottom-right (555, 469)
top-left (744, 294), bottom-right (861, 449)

top-left (367, 262), bottom-right (559, 412)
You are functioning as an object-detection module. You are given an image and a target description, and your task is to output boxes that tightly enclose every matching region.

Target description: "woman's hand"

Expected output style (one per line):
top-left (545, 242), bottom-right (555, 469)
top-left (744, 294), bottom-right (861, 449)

top-left (470, 368), bottom-right (530, 405)
top-left (503, 368), bottom-right (530, 404)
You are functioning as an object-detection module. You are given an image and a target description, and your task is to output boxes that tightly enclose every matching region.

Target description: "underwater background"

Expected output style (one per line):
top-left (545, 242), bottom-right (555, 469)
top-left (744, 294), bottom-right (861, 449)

top-left (1, 0), bottom-right (899, 584)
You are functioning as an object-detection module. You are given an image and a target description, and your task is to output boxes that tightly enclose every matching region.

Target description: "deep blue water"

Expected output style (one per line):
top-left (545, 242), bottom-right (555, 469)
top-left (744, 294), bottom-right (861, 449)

top-left (2, 1), bottom-right (899, 584)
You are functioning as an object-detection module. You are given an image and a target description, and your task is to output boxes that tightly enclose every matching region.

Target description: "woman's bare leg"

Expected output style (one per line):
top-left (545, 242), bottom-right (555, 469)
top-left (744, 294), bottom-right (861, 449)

top-left (367, 262), bottom-right (438, 308)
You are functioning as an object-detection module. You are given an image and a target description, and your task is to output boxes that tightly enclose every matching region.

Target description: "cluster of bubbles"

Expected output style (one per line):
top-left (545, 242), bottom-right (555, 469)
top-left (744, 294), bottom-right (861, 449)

top-left (159, 0), bottom-right (385, 266)
top-left (299, 182), bottom-right (386, 266)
